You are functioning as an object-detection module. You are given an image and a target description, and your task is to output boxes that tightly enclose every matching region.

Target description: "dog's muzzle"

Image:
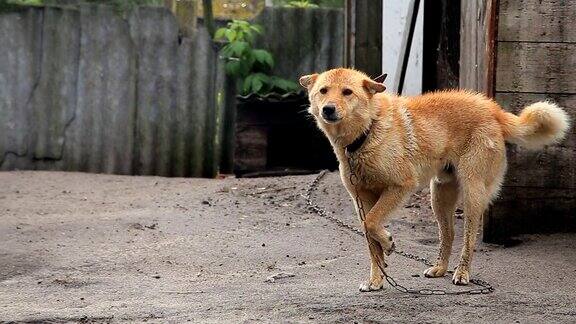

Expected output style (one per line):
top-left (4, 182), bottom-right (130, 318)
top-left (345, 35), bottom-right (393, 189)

top-left (321, 104), bottom-right (341, 123)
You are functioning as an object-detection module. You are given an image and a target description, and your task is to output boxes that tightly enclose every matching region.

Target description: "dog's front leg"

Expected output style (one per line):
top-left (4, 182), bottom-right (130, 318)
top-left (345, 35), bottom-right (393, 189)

top-left (365, 185), bottom-right (413, 255)
top-left (343, 187), bottom-right (385, 291)
top-left (360, 236), bottom-right (387, 292)
top-left (359, 185), bottom-right (413, 291)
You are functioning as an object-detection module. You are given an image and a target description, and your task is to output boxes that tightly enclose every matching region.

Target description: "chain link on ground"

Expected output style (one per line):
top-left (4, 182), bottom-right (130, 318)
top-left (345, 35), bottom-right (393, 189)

top-left (303, 169), bottom-right (495, 296)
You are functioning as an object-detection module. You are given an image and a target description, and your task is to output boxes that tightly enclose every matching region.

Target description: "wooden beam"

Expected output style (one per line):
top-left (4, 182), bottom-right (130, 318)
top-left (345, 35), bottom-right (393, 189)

top-left (499, 0), bottom-right (576, 43)
top-left (461, 0), bottom-right (501, 243)
top-left (496, 42), bottom-right (576, 93)
top-left (202, 0), bottom-right (215, 37)
top-left (345, 0), bottom-right (382, 78)
top-left (485, 0), bottom-right (498, 97)
top-left (423, 0), bottom-right (461, 91)
top-left (459, 0), bottom-right (498, 97)
top-left (484, 186), bottom-right (576, 242)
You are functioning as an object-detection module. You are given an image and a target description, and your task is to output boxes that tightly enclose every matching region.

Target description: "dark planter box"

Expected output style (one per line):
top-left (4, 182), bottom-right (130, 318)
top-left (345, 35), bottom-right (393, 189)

top-left (233, 92), bottom-right (337, 177)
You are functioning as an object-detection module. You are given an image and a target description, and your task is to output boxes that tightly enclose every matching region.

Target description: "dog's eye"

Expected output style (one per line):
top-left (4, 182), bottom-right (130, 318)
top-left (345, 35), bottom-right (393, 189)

top-left (319, 87), bottom-right (328, 94)
top-left (342, 88), bottom-right (353, 96)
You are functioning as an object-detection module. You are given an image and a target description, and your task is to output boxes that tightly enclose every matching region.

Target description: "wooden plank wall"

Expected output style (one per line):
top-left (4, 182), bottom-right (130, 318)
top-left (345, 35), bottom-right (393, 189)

top-left (0, 5), bottom-right (226, 178)
top-left (459, 0), bottom-right (495, 94)
top-left (486, 0), bottom-right (576, 241)
top-left (0, 5), bottom-right (344, 178)
top-left (345, 0), bottom-right (382, 78)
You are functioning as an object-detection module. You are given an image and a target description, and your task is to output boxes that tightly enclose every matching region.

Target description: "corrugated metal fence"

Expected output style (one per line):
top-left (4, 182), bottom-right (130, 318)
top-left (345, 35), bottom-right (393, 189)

top-left (0, 5), bottom-right (343, 177)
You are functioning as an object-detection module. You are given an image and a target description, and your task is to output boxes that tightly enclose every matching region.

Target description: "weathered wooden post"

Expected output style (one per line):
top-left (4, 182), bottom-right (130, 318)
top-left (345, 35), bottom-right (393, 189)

top-left (344, 0), bottom-right (382, 78)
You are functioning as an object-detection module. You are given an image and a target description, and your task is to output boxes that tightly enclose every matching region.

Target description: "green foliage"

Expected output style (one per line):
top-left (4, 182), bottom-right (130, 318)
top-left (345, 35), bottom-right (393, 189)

top-left (284, 0), bottom-right (319, 8)
top-left (272, 0), bottom-right (343, 8)
top-left (7, 0), bottom-right (43, 5)
top-left (318, 0), bottom-right (344, 8)
top-left (215, 20), bottom-right (299, 96)
top-left (0, 0), bottom-right (42, 12)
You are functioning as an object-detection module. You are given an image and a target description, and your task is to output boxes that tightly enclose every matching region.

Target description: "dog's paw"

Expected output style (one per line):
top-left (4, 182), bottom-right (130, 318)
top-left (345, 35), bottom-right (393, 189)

top-left (359, 278), bottom-right (384, 292)
top-left (423, 265), bottom-right (447, 278)
top-left (452, 267), bottom-right (470, 285)
top-left (383, 234), bottom-right (396, 256)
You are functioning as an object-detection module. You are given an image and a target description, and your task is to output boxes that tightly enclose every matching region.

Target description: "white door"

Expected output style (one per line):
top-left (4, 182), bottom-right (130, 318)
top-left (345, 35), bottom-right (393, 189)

top-left (382, 0), bottom-right (423, 96)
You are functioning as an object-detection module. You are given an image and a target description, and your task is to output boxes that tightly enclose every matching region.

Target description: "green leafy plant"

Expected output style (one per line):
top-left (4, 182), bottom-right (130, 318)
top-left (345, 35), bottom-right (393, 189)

top-left (0, 0), bottom-right (42, 12)
top-left (284, 0), bottom-right (319, 8)
top-left (7, 0), bottom-right (43, 5)
top-left (214, 20), bottom-right (299, 95)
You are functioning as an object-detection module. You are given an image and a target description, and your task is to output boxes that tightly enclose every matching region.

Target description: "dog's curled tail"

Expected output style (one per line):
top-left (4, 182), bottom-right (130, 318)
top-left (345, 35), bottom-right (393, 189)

top-left (497, 101), bottom-right (570, 149)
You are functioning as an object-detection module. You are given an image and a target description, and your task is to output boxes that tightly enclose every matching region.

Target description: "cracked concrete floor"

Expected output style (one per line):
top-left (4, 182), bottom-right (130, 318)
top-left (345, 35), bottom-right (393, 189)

top-left (1, 171), bottom-right (575, 323)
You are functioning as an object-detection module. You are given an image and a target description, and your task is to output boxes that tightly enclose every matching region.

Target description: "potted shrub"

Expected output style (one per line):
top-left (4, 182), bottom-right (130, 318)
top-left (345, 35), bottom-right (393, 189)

top-left (214, 20), bottom-right (337, 176)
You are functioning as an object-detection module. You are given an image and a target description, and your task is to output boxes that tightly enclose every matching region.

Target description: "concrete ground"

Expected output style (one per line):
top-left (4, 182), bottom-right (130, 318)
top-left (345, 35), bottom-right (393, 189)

top-left (1, 171), bottom-right (575, 323)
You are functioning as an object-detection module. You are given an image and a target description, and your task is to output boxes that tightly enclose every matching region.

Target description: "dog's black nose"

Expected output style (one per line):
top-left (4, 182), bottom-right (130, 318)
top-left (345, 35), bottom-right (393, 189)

top-left (322, 105), bottom-right (338, 121)
top-left (322, 105), bottom-right (336, 115)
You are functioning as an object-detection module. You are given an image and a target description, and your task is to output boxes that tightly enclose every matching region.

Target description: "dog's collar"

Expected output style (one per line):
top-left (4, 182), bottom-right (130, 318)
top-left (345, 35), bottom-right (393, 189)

top-left (345, 121), bottom-right (373, 155)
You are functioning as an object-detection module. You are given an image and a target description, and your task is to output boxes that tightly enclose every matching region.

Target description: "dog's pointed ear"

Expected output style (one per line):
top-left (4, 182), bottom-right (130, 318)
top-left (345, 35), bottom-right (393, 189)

top-left (299, 73), bottom-right (319, 90)
top-left (363, 79), bottom-right (386, 94)
top-left (373, 73), bottom-right (388, 84)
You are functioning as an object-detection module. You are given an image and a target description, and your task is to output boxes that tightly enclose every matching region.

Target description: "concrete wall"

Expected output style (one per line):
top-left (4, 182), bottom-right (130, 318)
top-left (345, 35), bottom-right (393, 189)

top-left (0, 5), bottom-right (344, 177)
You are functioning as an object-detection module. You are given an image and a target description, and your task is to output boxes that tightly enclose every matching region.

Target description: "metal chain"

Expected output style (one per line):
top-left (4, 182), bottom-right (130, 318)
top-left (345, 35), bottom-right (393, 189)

top-left (303, 165), bottom-right (495, 296)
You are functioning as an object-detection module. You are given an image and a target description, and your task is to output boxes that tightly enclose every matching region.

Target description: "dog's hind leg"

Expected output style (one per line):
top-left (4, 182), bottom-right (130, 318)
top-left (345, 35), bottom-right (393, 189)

top-left (424, 169), bottom-right (459, 278)
top-left (452, 179), bottom-right (489, 285)
top-left (452, 138), bottom-right (506, 285)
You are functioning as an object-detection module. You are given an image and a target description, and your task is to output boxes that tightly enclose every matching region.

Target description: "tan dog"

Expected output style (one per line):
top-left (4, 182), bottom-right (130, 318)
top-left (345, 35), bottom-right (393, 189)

top-left (300, 68), bottom-right (570, 291)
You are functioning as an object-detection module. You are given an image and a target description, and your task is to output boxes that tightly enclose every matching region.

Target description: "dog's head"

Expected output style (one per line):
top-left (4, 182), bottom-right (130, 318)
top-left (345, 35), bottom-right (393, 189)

top-left (300, 68), bottom-right (385, 134)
